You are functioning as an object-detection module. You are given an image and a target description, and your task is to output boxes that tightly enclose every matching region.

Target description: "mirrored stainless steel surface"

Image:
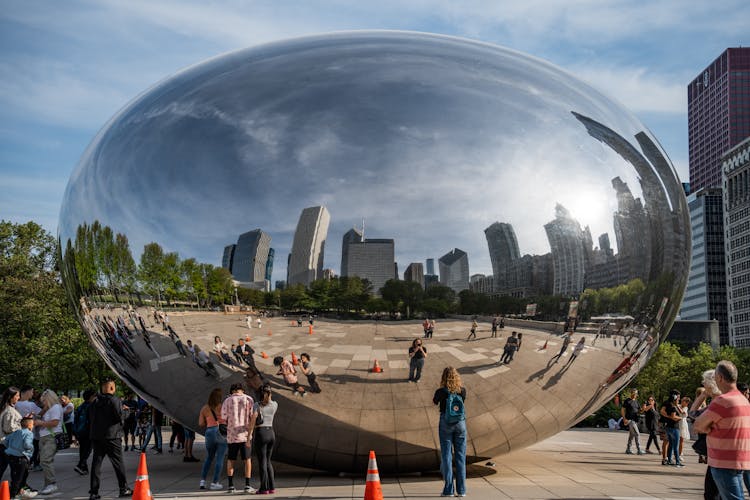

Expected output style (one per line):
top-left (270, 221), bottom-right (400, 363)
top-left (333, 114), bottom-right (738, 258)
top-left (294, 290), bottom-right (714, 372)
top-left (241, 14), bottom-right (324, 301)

top-left (58, 31), bottom-right (690, 472)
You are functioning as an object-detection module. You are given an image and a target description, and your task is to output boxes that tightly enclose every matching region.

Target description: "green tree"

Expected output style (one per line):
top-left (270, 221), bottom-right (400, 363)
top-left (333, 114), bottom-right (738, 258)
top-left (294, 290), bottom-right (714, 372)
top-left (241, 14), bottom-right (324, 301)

top-left (0, 220), bottom-right (108, 390)
top-left (138, 242), bottom-right (166, 304)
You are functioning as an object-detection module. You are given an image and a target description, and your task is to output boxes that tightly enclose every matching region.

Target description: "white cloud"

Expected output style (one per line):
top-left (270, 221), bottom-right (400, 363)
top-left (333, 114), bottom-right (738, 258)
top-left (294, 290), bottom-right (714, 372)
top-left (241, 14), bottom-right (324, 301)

top-left (569, 65), bottom-right (685, 114)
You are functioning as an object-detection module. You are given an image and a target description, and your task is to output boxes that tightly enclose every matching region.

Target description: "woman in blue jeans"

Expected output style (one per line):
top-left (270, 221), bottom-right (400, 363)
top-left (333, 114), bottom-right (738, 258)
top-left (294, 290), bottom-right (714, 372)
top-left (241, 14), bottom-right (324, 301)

top-left (660, 390), bottom-right (684, 466)
top-left (433, 366), bottom-right (467, 497)
top-left (198, 388), bottom-right (228, 490)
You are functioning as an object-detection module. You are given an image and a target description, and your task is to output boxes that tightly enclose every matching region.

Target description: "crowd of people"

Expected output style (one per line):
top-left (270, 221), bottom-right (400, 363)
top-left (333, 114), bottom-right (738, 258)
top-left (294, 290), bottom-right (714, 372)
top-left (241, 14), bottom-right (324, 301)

top-left (615, 360), bottom-right (750, 500)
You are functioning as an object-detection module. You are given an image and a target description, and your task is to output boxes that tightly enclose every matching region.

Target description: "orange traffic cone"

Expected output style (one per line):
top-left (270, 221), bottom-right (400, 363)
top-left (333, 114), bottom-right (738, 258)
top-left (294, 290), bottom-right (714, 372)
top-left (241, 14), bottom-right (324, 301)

top-left (371, 360), bottom-right (383, 373)
top-left (133, 452), bottom-right (153, 500)
top-left (308, 324), bottom-right (313, 335)
top-left (291, 352), bottom-right (299, 366)
top-left (364, 450), bottom-right (383, 500)
top-left (261, 351), bottom-right (268, 359)
top-left (0, 480), bottom-right (9, 500)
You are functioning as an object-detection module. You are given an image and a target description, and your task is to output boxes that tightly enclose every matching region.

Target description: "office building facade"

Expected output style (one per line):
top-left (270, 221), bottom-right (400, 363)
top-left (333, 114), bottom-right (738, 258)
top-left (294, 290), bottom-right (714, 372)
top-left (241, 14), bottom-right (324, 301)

top-left (343, 239), bottom-right (395, 296)
top-left (689, 47), bottom-right (750, 192)
top-left (724, 138), bottom-right (750, 347)
top-left (232, 229), bottom-right (272, 290)
top-left (679, 188), bottom-right (728, 344)
top-left (288, 206), bottom-right (331, 288)
top-left (404, 262), bottom-right (424, 287)
top-left (439, 248), bottom-right (469, 293)
top-left (485, 222), bottom-right (521, 292)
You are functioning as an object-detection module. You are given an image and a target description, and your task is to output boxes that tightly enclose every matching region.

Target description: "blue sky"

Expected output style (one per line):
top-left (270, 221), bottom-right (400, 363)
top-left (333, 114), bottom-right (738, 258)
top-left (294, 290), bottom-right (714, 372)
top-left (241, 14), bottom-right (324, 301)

top-left (2, 0), bottom-right (749, 235)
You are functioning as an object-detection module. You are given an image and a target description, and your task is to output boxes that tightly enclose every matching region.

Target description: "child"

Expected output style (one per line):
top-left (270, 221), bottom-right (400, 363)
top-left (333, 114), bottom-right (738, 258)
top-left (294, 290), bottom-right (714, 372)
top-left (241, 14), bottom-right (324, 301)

top-left (299, 353), bottom-right (322, 393)
top-left (5, 416), bottom-right (35, 498)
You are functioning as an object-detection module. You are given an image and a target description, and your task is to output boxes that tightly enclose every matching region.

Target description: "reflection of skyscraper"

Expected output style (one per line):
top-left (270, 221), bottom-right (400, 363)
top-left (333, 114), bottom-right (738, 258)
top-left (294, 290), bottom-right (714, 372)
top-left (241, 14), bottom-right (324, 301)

top-left (689, 48), bottom-right (750, 192)
top-left (679, 188), bottom-right (728, 344)
top-left (222, 244), bottom-right (236, 273)
top-left (572, 111), bottom-right (689, 284)
top-left (426, 258), bottom-right (435, 276)
top-left (344, 239), bottom-right (395, 296)
top-left (288, 206), bottom-right (331, 288)
top-left (404, 263), bottom-right (424, 287)
top-left (723, 138), bottom-right (750, 348)
top-left (544, 204), bottom-right (588, 296)
top-left (265, 248), bottom-right (274, 282)
top-left (611, 176), bottom-right (650, 282)
top-left (341, 228), bottom-right (363, 277)
top-left (232, 229), bottom-right (272, 288)
top-left (485, 222), bottom-right (521, 292)
top-left (439, 248), bottom-right (469, 293)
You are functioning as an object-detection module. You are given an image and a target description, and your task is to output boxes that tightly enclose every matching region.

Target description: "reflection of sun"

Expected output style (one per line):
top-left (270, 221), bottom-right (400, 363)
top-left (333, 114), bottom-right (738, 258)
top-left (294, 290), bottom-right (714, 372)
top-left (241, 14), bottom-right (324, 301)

top-left (562, 186), bottom-right (616, 250)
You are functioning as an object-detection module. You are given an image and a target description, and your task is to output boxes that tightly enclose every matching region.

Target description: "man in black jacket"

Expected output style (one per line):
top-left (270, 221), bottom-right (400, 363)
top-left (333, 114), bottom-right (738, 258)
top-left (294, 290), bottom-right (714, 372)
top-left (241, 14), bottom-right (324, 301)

top-left (88, 379), bottom-right (132, 500)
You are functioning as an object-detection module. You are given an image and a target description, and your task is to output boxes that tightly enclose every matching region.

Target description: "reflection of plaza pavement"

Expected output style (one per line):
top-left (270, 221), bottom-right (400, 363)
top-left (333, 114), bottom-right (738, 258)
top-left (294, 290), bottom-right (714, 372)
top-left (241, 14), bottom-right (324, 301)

top-left (47, 428), bottom-right (703, 499)
top-left (91, 310), bottom-right (647, 472)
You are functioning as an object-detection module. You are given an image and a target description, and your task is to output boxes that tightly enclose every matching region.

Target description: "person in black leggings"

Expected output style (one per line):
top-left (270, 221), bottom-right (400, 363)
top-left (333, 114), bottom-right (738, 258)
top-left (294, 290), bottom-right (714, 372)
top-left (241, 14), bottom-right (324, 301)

top-left (254, 384), bottom-right (278, 495)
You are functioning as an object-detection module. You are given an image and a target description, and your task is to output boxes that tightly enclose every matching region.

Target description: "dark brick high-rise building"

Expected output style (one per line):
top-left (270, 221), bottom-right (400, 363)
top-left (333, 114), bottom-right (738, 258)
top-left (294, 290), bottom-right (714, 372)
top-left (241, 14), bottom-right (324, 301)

top-left (688, 47), bottom-right (750, 191)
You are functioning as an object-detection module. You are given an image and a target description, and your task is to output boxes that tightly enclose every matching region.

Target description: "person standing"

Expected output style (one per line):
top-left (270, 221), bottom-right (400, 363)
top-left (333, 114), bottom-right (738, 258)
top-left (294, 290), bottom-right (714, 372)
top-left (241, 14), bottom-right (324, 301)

top-left (141, 407), bottom-right (163, 453)
top-left (254, 384), bottom-right (278, 495)
top-left (642, 395), bottom-right (661, 454)
top-left (0, 387), bottom-right (22, 481)
top-left (408, 339), bottom-right (427, 383)
top-left (550, 332), bottom-right (572, 363)
top-left (88, 379), bottom-right (131, 500)
top-left (621, 388), bottom-right (645, 455)
top-left (221, 383), bottom-right (257, 494)
top-left (34, 389), bottom-right (62, 495)
top-left (660, 389), bottom-right (684, 467)
top-left (466, 319), bottom-right (478, 341)
top-left (4, 416), bottom-right (36, 499)
top-left (73, 389), bottom-right (96, 476)
top-left (198, 388), bottom-right (227, 490)
top-left (694, 360), bottom-right (750, 499)
top-left (433, 367), bottom-right (467, 497)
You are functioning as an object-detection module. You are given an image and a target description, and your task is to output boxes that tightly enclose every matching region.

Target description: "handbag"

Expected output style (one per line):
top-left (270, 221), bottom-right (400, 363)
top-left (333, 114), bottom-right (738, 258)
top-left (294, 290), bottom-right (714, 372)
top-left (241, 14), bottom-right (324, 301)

top-left (210, 408), bottom-right (227, 437)
top-left (54, 431), bottom-right (69, 450)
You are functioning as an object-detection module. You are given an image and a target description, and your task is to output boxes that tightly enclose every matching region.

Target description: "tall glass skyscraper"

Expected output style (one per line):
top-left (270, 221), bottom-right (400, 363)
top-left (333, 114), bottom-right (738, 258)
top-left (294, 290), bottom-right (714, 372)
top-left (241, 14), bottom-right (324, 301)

top-left (288, 206), bottom-right (331, 288)
top-left (343, 238), bottom-right (395, 296)
top-left (438, 248), bottom-right (469, 293)
top-left (233, 229), bottom-right (272, 286)
top-left (484, 222), bottom-right (521, 291)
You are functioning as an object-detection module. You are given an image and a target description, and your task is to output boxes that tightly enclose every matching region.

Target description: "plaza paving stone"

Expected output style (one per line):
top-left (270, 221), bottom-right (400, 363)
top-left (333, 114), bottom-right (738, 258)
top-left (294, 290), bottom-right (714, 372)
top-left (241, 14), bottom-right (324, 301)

top-left (24, 427), bottom-right (706, 499)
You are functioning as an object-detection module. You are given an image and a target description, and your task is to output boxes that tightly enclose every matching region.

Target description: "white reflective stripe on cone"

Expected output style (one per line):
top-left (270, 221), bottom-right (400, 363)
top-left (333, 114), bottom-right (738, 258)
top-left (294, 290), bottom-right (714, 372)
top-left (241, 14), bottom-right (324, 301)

top-left (136, 475), bottom-right (149, 481)
top-left (366, 472), bottom-right (380, 482)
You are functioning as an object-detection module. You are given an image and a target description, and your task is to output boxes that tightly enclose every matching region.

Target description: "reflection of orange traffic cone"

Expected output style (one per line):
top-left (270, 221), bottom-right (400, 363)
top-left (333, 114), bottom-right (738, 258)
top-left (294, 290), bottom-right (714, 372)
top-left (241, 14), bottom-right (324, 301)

top-left (291, 321), bottom-right (295, 326)
top-left (371, 360), bottom-right (383, 373)
top-left (291, 352), bottom-right (299, 366)
top-left (364, 450), bottom-right (383, 500)
top-left (308, 324), bottom-right (313, 335)
top-left (541, 340), bottom-right (548, 350)
top-left (268, 330), bottom-right (272, 336)
top-left (1, 480), bottom-right (10, 500)
top-left (133, 452), bottom-right (153, 500)
top-left (261, 351), bottom-right (268, 359)
top-left (245, 334), bottom-right (250, 343)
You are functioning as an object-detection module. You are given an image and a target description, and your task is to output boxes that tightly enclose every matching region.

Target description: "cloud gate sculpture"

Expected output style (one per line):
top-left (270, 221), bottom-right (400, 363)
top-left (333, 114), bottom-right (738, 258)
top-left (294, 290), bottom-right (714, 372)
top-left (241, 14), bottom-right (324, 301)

top-left (59, 31), bottom-right (690, 472)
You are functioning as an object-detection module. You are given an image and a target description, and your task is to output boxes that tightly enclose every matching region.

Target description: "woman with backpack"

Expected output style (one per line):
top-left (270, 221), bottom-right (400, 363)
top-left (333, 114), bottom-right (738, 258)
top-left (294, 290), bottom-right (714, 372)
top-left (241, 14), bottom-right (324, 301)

top-left (433, 366), bottom-right (467, 497)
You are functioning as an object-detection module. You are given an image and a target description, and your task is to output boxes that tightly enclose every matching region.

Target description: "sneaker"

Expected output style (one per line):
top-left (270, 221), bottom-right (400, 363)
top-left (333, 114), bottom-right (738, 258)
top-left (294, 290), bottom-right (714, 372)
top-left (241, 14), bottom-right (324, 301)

top-left (625, 449), bottom-right (633, 454)
top-left (268, 490), bottom-right (275, 494)
top-left (74, 465), bottom-right (88, 475)
top-left (88, 495), bottom-right (101, 500)
top-left (637, 450), bottom-right (646, 455)
top-left (244, 485), bottom-right (256, 493)
top-left (675, 462), bottom-right (685, 468)
top-left (39, 484), bottom-right (58, 495)
top-left (199, 480), bottom-right (206, 489)
top-left (209, 483), bottom-right (223, 490)
top-left (119, 488), bottom-right (133, 497)
top-left (227, 486), bottom-right (235, 493)
top-left (19, 489), bottom-right (38, 499)
top-left (644, 449), bottom-right (654, 454)
top-left (31, 465), bottom-right (43, 472)
top-left (661, 459), bottom-right (669, 465)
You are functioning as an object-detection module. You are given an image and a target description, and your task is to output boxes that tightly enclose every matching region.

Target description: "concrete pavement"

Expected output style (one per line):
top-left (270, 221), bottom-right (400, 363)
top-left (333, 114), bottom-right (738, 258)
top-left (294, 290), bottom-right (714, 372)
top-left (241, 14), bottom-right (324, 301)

top-left (14, 427), bottom-right (708, 499)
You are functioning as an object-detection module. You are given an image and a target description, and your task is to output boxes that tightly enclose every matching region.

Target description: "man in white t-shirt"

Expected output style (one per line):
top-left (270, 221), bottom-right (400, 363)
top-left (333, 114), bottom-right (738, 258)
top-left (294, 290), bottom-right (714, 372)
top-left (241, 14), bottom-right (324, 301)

top-left (34, 390), bottom-right (63, 495)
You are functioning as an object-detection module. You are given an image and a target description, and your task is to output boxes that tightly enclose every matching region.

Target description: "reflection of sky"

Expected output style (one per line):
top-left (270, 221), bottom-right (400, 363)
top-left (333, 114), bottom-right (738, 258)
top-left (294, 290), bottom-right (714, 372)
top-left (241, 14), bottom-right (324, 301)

top-left (60, 32), bottom-right (675, 282)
